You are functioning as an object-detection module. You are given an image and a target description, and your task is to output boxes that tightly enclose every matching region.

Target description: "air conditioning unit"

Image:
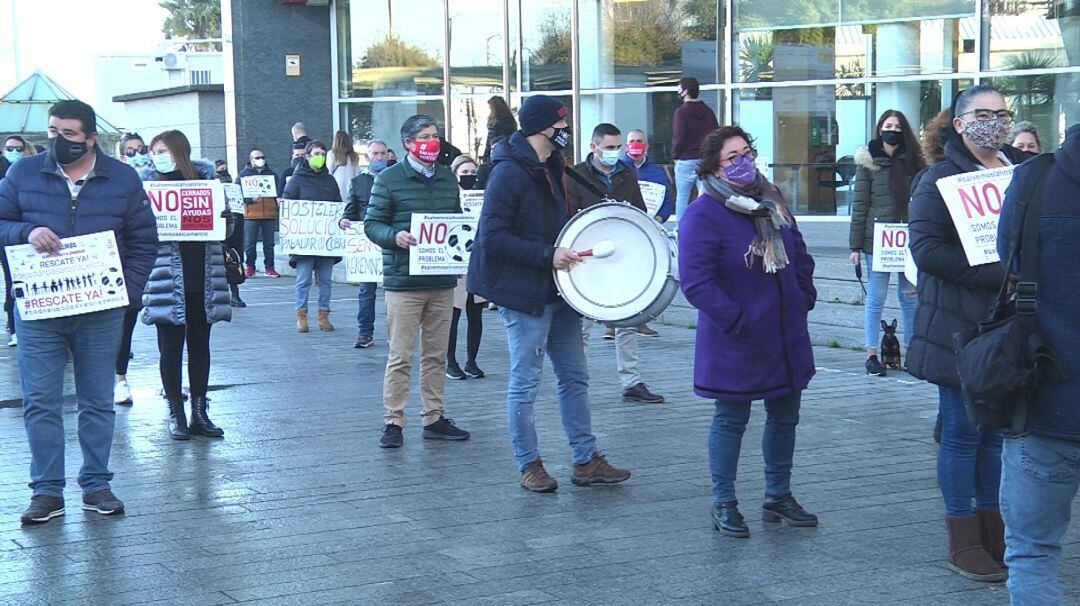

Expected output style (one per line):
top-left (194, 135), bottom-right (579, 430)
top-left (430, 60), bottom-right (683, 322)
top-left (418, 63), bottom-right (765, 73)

top-left (160, 52), bottom-right (187, 70)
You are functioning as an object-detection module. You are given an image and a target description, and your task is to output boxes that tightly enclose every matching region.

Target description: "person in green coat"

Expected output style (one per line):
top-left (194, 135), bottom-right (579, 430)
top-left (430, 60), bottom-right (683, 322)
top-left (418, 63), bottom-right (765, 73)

top-left (364, 115), bottom-right (471, 449)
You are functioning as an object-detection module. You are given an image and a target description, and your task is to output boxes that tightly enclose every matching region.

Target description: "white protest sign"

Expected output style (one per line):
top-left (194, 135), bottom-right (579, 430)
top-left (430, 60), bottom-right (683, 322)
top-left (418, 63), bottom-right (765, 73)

top-left (343, 222), bottom-right (383, 284)
top-left (240, 174), bottom-right (277, 198)
top-left (460, 190), bottom-right (484, 216)
top-left (144, 180), bottom-right (226, 241)
top-left (871, 223), bottom-right (909, 272)
top-left (936, 166), bottom-right (1015, 266)
top-left (409, 213), bottom-right (476, 275)
top-left (4, 231), bottom-right (129, 321)
top-left (278, 199), bottom-right (348, 257)
top-left (638, 181), bottom-right (666, 216)
top-left (222, 183), bottom-right (243, 214)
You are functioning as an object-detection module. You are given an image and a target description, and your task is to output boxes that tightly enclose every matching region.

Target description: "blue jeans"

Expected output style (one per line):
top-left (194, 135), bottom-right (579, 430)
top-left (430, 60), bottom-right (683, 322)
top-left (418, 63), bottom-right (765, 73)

top-left (357, 282), bottom-right (377, 337)
top-left (295, 256), bottom-right (335, 311)
top-left (673, 158), bottom-right (701, 221)
top-left (710, 391), bottom-right (802, 504)
top-left (14, 307), bottom-right (124, 496)
top-left (243, 219), bottom-right (276, 269)
top-left (499, 301), bottom-right (597, 472)
top-left (862, 253), bottom-right (916, 350)
top-left (1001, 434), bottom-right (1080, 605)
top-left (937, 385), bottom-right (1004, 516)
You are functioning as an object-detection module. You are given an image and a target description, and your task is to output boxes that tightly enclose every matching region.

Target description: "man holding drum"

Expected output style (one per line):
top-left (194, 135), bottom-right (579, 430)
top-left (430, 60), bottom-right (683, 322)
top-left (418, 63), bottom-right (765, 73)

top-left (468, 96), bottom-right (631, 493)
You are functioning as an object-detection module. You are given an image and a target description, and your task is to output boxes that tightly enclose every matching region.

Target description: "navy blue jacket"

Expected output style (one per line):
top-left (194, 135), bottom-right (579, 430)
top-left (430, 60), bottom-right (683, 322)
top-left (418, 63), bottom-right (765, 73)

top-left (998, 125), bottom-right (1080, 442)
top-left (467, 131), bottom-right (570, 316)
top-left (0, 149), bottom-right (159, 304)
top-left (620, 153), bottom-right (674, 221)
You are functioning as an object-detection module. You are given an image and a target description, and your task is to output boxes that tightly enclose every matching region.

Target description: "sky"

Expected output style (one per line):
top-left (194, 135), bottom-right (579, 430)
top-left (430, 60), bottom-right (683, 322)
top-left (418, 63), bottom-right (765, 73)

top-left (0, 0), bottom-right (169, 100)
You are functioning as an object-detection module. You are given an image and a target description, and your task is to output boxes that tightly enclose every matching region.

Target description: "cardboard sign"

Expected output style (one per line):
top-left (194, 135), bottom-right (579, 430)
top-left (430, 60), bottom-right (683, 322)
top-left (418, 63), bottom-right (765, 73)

top-left (871, 223), bottom-right (909, 272)
top-left (343, 222), bottom-right (383, 284)
top-left (460, 190), bottom-right (484, 216)
top-left (240, 174), bottom-right (277, 198)
top-left (144, 180), bottom-right (226, 241)
top-left (4, 231), bottom-right (129, 320)
top-left (278, 199), bottom-right (348, 257)
top-left (638, 181), bottom-right (666, 216)
top-left (409, 213), bottom-right (475, 275)
top-left (222, 183), bottom-right (243, 214)
top-left (936, 166), bottom-right (1015, 266)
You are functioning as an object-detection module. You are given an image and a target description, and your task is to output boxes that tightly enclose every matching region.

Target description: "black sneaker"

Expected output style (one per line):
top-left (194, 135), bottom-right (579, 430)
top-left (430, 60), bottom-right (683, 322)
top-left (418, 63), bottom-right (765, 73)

top-left (762, 494), bottom-right (818, 527)
top-left (20, 494), bottom-right (65, 525)
top-left (446, 363), bottom-right (467, 380)
top-left (711, 501), bottom-right (749, 538)
top-left (354, 334), bottom-right (374, 349)
top-left (82, 489), bottom-right (125, 516)
top-left (865, 355), bottom-right (886, 376)
top-left (379, 424), bottom-right (403, 449)
top-left (623, 382), bottom-right (665, 403)
top-left (463, 361), bottom-right (485, 379)
top-left (423, 417), bottom-right (470, 441)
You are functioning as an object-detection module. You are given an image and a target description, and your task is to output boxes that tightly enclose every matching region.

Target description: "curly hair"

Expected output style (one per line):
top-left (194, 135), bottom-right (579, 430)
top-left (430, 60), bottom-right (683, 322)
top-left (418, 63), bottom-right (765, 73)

top-left (920, 109), bottom-right (952, 165)
top-left (696, 126), bottom-right (757, 177)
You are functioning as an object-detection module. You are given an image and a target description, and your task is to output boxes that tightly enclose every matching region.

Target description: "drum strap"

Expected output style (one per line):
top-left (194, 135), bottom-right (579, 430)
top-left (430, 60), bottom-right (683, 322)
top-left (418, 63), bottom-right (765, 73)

top-left (564, 167), bottom-right (615, 204)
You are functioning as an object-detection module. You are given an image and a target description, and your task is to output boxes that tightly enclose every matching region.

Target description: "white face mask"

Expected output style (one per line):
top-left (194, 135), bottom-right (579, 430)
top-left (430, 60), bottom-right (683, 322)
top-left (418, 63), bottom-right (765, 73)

top-left (595, 148), bottom-right (621, 167)
top-left (252, 158), bottom-right (266, 169)
top-left (151, 153), bottom-right (176, 174)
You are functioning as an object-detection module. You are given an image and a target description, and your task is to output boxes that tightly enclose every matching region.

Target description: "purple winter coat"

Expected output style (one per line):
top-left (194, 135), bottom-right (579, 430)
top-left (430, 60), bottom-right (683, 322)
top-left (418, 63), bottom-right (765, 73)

top-left (679, 191), bottom-right (817, 402)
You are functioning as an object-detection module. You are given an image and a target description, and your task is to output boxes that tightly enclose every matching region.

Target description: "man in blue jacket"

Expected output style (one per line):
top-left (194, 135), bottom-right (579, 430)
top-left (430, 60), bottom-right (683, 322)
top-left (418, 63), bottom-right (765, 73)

top-left (467, 95), bottom-right (631, 493)
top-left (0, 100), bottom-right (159, 525)
top-left (996, 124), bottom-right (1080, 603)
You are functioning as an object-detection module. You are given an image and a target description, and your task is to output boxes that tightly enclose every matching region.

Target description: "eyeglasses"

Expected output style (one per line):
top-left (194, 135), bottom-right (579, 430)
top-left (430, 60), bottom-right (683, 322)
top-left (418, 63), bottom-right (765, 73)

top-left (4, 146), bottom-right (24, 153)
top-left (123, 146), bottom-right (148, 157)
top-left (959, 109), bottom-right (1015, 122)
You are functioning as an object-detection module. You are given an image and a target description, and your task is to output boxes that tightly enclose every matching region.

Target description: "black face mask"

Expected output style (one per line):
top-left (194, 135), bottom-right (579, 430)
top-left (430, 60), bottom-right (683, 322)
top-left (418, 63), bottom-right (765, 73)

top-left (458, 174), bottom-right (477, 190)
top-left (387, 158), bottom-right (398, 167)
top-left (880, 130), bottom-right (903, 146)
top-left (50, 135), bottom-right (90, 166)
top-left (548, 127), bottom-right (570, 151)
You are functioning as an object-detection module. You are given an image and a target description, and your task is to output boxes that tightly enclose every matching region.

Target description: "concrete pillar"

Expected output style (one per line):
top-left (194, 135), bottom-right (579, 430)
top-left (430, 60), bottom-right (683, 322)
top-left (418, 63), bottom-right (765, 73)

top-left (875, 22), bottom-right (921, 126)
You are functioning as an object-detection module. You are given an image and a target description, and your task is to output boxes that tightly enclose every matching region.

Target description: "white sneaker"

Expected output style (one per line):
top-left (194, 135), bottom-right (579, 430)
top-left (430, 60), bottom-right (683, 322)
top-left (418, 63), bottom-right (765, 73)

top-left (114, 380), bottom-right (133, 405)
top-left (6, 333), bottom-right (15, 347)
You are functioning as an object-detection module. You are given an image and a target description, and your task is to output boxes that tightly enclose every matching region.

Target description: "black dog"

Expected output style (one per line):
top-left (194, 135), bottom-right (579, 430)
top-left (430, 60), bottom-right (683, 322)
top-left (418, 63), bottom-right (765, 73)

top-left (880, 319), bottom-right (902, 370)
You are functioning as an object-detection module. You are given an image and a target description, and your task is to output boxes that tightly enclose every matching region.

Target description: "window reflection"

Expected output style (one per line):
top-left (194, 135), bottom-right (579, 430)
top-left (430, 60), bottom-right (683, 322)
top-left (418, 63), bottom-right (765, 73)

top-left (449, 0), bottom-right (504, 94)
top-left (343, 100), bottom-right (446, 156)
top-left (336, 0), bottom-right (445, 98)
top-left (985, 1), bottom-right (1080, 69)
top-left (990, 72), bottom-right (1080, 149)
top-left (519, 0), bottom-right (573, 91)
top-left (578, 90), bottom-right (720, 163)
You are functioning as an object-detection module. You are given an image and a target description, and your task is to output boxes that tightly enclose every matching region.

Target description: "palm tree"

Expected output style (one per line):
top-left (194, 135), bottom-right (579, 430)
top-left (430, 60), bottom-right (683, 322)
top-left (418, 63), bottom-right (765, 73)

top-left (160, 0), bottom-right (221, 41)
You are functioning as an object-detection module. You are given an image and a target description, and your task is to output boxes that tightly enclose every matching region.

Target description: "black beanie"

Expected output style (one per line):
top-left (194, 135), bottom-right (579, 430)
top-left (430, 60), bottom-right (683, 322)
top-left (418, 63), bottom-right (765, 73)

top-left (519, 95), bottom-right (568, 136)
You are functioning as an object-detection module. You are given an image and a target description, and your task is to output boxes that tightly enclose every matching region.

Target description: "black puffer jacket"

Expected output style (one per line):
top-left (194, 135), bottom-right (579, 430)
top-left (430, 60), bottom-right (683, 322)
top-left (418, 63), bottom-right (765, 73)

top-left (282, 159), bottom-right (343, 267)
top-left (906, 139), bottom-right (1027, 387)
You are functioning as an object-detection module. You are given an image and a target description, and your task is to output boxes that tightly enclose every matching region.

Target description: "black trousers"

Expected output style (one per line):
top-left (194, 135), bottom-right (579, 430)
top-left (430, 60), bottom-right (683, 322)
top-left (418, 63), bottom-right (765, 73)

top-left (116, 307), bottom-right (140, 375)
top-left (2, 254), bottom-right (13, 334)
top-left (447, 294), bottom-right (483, 366)
top-left (156, 292), bottom-right (212, 400)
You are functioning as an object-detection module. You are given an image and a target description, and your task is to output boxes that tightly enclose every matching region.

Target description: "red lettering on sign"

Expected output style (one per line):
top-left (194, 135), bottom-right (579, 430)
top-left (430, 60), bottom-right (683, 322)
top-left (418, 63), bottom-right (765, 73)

top-left (982, 183), bottom-right (1003, 215)
top-left (959, 187), bottom-right (985, 219)
top-left (148, 189), bottom-right (181, 213)
top-left (180, 188), bottom-right (214, 231)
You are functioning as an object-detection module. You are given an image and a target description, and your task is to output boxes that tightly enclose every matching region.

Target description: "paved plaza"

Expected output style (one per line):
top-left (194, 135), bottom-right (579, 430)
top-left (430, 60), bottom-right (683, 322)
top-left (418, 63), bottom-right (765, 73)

top-left (1, 228), bottom-right (1079, 605)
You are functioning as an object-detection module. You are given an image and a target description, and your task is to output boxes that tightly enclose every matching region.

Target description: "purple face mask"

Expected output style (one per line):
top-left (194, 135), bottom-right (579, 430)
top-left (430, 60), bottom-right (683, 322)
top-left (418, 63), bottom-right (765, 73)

top-left (722, 154), bottom-right (757, 186)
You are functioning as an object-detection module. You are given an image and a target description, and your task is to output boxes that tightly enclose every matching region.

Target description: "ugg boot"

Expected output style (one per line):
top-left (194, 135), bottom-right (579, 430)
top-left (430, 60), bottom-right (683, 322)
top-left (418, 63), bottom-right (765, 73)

top-left (188, 396), bottom-right (224, 438)
top-left (296, 309), bottom-right (309, 333)
top-left (318, 309), bottom-right (334, 331)
top-left (946, 516), bottom-right (1006, 582)
top-left (166, 396), bottom-right (190, 441)
top-left (976, 508), bottom-right (1007, 568)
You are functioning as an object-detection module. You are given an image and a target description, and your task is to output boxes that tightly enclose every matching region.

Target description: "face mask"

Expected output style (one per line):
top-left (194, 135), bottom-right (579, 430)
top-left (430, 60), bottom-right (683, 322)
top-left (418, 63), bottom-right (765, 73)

top-left (548, 127), bottom-right (570, 150)
top-left (49, 135), bottom-right (90, 167)
top-left (252, 158), bottom-right (266, 169)
top-left (458, 174), bottom-right (477, 190)
top-left (368, 159), bottom-right (388, 173)
top-left (291, 156), bottom-right (303, 167)
top-left (880, 130), bottom-right (903, 146)
top-left (3, 150), bottom-right (21, 164)
top-left (151, 153), bottom-right (176, 174)
top-left (409, 139), bottom-right (441, 164)
top-left (962, 118), bottom-right (1010, 150)
top-left (626, 141), bottom-right (646, 159)
top-left (129, 153), bottom-right (150, 168)
top-left (388, 158), bottom-right (398, 167)
top-left (308, 155), bottom-right (326, 170)
top-left (721, 154), bottom-right (757, 186)
top-left (596, 149), bottom-right (621, 167)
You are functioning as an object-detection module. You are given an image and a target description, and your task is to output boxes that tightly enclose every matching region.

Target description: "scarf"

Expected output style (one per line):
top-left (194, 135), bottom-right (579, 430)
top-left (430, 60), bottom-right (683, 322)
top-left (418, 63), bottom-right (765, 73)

top-left (702, 172), bottom-right (792, 273)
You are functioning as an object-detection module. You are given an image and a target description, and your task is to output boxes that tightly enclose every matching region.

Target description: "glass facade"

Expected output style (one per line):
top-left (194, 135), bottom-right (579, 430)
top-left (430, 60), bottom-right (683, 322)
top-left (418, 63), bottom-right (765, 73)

top-left (334, 0), bottom-right (1080, 214)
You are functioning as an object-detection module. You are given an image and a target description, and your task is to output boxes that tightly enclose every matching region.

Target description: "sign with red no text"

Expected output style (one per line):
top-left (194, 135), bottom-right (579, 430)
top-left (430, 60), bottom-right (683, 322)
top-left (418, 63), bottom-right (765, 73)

top-left (871, 223), bottom-right (909, 272)
top-left (936, 166), bottom-right (1015, 266)
top-left (143, 180), bottom-right (226, 241)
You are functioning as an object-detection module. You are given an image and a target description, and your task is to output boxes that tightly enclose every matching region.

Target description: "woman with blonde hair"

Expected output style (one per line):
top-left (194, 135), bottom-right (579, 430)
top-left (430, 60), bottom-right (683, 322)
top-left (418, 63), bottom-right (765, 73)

top-left (327, 130), bottom-right (360, 202)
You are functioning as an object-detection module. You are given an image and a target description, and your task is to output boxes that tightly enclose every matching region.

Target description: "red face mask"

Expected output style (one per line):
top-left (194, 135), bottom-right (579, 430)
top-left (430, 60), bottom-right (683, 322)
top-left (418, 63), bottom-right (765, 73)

top-left (626, 141), bottom-right (646, 159)
top-left (409, 138), bottom-right (441, 164)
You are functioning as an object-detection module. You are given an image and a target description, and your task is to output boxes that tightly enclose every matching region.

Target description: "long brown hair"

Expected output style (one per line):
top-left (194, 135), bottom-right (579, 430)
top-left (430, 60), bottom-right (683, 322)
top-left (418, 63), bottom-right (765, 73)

top-left (149, 130), bottom-right (198, 180)
top-left (921, 109), bottom-right (952, 165)
top-left (874, 110), bottom-right (925, 172)
top-left (486, 96), bottom-right (516, 129)
top-left (331, 130), bottom-right (358, 165)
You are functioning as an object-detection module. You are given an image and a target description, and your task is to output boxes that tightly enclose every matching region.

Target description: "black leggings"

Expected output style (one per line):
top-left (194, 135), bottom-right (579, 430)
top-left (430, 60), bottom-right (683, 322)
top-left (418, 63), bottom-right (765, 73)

top-left (157, 292), bottom-right (212, 400)
top-left (447, 294), bottom-right (483, 366)
top-left (2, 254), bottom-right (13, 334)
top-left (116, 307), bottom-right (140, 375)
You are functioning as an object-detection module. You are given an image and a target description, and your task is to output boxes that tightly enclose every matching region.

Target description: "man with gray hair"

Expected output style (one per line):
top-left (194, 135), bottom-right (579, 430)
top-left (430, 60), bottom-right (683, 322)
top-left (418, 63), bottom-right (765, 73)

top-left (365, 116), bottom-right (470, 448)
top-left (341, 139), bottom-right (391, 348)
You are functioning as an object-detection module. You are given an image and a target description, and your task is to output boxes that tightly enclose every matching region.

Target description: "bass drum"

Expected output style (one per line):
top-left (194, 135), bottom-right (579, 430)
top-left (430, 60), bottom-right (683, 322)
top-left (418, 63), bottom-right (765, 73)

top-left (553, 201), bottom-right (679, 328)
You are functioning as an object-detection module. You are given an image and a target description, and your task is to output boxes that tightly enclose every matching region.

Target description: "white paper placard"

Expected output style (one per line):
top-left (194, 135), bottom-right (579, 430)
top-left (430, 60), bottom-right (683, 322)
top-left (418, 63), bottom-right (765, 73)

top-left (222, 183), bottom-right (243, 214)
top-left (343, 222), bottom-right (383, 284)
top-left (240, 174), bottom-right (277, 198)
top-left (460, 190), bottom-right (484, 216)
top-left (936, 166), bottom-right (1015, 266)
top-left (871, 223), bottom-right (909, 272)
top-left (638, 181), bottom-right (666, 215)
top-left (278, 199), bottom-right (348, 257)
top-left (409, 213), bottom-right (476, 275)
top-left (144, 180), bottom-right (227, 241)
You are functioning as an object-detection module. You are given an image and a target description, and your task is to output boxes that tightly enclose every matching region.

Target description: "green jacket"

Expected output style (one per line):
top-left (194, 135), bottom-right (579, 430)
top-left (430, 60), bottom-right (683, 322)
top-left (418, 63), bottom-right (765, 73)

top-left (364, 159), bottom-right (462, 291)
top-left (849, 145), bottom-right (910, 254)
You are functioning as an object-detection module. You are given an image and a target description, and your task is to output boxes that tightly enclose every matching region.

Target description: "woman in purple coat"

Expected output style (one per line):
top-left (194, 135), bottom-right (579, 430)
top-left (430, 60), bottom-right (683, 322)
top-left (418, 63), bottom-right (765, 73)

top-left (679, 126), bottom-right (818, 538)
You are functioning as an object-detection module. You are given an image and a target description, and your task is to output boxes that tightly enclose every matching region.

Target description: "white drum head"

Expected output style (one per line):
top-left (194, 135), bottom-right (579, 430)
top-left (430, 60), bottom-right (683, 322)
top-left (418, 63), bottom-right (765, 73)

top-left (555, 202), bottom-right (672, 323)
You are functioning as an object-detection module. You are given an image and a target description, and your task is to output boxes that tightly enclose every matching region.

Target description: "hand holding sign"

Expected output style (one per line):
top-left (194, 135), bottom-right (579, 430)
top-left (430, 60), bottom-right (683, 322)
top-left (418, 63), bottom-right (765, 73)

top-left (936, 167), bottom-right (1015, 266)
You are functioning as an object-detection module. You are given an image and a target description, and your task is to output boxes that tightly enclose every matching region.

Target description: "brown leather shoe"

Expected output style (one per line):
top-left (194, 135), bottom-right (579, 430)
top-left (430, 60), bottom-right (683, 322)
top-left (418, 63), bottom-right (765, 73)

top-left (296, 309), bottom-right (309, 333)
top-left (946, 515), bottom-right (1006, 582)
top-left (520, 459), bottom-right (558, 493)
top-left (976, 508), bottom-right (1007, 568)
top-left (318, 309), bottom-right (334, 331)
top-left (571, 452), bottom-right (630, 486)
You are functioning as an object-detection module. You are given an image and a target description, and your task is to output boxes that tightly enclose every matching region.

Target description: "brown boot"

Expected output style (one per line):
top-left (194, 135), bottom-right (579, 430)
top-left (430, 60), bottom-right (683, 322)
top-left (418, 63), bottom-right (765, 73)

top-left (521, 459), bottom-right (558, 493)
top-left (976, 508), bottom-right (1007, 568)
top-left (317, 309), bottom-right (334, 331)
top-left (946, 516), bottom-right (1007, 582)
top-left (296, 309), bottom-right (309, 333)
top-left (571, 452), bottom-right (630, 486)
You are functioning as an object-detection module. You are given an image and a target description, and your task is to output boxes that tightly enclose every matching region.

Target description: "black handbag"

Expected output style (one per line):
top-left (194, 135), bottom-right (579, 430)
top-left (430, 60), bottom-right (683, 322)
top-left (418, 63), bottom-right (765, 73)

top-left (953, 154), bottom-right (1059, 431)
top-left (222, 245), bottom-right (246, 285)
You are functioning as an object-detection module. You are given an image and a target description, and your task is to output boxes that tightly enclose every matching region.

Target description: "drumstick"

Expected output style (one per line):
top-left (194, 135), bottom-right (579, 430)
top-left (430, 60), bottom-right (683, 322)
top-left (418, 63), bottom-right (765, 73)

top-left (577, 240), bottom-right (615, 259)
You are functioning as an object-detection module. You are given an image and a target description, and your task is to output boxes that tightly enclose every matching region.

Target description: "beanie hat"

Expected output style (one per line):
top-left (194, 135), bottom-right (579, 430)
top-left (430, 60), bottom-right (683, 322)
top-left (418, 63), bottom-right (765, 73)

top-left (519, 95), bottom-right (568, 136)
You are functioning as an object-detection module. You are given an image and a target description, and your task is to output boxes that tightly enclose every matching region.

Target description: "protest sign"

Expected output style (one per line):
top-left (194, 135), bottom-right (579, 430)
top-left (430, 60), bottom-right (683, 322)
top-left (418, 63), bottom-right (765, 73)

top-left (4, 231), bottom-right (129, 321)
top-left (904, 247), bottom-right (918, 287)
top-left (409, 213), bottom-right (476, 275)
top-left (278, 199), bottom-right (348, 257)
top-left (144, 180), bottom-right (226, 241)
top-left (222, 183), bottom-right (243, 214)
top-left (240, 174), bottom-right (277, 198)
top-left (871, 223), bottom-right (909, 272)
top-left (936, 166), bottom-right (1015, 266)
top-left (460, 190), bottom-right (484, 216)
top-left (638, 181), bottom-right (666, 216)
top-left (343, 222), bottom-right (383, 284)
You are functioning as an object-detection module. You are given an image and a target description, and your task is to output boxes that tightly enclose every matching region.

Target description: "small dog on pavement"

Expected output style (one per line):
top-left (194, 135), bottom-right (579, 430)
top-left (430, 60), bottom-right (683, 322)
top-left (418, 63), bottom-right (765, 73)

top-left (880, 319), bottom-right (902, 370)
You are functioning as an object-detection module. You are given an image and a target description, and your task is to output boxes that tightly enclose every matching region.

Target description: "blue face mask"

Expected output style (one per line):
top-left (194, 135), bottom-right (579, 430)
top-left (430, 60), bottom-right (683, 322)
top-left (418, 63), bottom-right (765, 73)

top-left (129, 153), bottom-right (150, 168)
top-left (151, 153), bottom-right (177, 174)
top-left (3, 149), bottom-right (21, 164)
top-left (368, 159), bottom-right (388, 173)
top-left (596, 149), bottom-right (621, 167)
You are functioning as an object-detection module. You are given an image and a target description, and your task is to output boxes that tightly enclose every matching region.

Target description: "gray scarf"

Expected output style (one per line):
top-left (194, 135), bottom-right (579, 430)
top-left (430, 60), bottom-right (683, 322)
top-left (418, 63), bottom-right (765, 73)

top-left (702, 173), bottom-right (791, 273)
